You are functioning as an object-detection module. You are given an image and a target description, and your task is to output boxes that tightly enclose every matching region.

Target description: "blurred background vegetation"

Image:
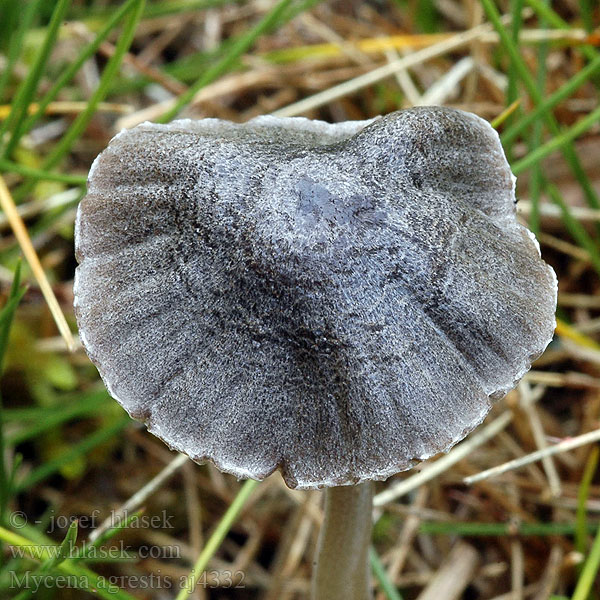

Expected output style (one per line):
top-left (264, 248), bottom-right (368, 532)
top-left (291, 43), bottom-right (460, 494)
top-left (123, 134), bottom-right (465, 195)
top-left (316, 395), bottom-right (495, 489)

top-left (0, 0), bottom-right (600, 598)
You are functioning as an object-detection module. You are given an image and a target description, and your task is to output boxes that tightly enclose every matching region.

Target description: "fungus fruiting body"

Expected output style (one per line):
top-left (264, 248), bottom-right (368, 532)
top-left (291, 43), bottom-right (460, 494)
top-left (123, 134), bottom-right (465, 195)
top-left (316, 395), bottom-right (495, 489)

top-left (74, 107), bottom-right (557, 599)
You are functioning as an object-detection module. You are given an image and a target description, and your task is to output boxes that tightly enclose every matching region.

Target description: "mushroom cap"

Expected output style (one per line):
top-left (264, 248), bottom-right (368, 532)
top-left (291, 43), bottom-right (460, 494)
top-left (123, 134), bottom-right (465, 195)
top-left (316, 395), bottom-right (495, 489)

top-left (74, 107), bottom-right (557, 490)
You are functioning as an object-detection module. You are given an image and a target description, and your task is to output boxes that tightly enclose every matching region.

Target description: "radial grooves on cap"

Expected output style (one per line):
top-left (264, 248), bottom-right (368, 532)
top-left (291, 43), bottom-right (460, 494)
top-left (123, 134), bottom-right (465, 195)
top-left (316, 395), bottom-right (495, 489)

top-left (74, 107), bottom-right (557, 489)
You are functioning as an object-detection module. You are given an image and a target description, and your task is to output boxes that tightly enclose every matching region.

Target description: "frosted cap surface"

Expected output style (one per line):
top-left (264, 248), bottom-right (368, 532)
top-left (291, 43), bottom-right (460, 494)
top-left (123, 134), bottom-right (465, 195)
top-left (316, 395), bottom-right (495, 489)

top-left (74, 107), bottom-right (557, 489)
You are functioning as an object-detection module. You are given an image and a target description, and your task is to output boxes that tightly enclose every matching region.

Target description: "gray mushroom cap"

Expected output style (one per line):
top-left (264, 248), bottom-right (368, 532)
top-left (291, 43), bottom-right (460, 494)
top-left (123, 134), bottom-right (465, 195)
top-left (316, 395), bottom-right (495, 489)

top-left (74, 107), bottom-right (557, 490)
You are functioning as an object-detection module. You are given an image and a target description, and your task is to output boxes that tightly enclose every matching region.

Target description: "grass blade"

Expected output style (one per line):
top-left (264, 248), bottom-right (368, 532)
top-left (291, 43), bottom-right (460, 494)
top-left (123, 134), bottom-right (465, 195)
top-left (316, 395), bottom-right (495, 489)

top-left (501, 54), bottom-right (600, 146)
top-left (512, 105), bottom-right (600, 176)
top-left (0, 261), bottom-right (24, 372)
top-left (20, 0), bottom-right (140, 138)
top-left (504, 0), bottom-right (524, 159)
top-left (3, 389), bottom-right (110, 422)
top-left (480, 0), bottom-right (600, 212)
top-left (13, 0), bottom-right (146, 202)
top-left (525, 0), bottom-right (598, 62)
top-left (0, 174), bottom-right (75, 350)
top-left (0, 526), bottom-right (138, 600)
top-left (175, 478), bottom-right (259, 599)
top-left (80, 509), bottom-right (145, 557)
top-left (14, 417), bottom-right (130, 493)
top-left (70, 0), bottom-right (239, 20)
top-left (571, 524), bottom-right (600, 600)
top-left (0, 262), bottom-right (24, 524)
top-left (41, 519), bottom-right (79, 571)
top-left (490, 98), bottom-right (521, 129)
top-left (10, 520), bottom-right (79, 600)
top-left (0, 0), bottom-right (72, 159)
top-left (526, 0), bottom-right (550, 235)
top-left (576, 447), bottom-right (599, 557)
top-left (0, 0), bottom-right (41, 104)
top-left (0, 159), bottom-right (87, 186)
top-left (6, 391), bottom-right (111, 446)
top-left (158, 0), bottom-right (294, 123)
top-left (42, 0), bottom-right (145, 168)
top-left (419, 521), bottom-right (599, 536)
top-left (370, 547), bottom-right (404, 600)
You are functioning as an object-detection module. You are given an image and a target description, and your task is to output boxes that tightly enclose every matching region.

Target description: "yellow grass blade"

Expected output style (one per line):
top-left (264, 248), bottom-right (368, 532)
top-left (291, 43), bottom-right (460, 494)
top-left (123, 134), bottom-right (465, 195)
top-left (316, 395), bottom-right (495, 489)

top-left (0, 174), bottom-right (75, 351)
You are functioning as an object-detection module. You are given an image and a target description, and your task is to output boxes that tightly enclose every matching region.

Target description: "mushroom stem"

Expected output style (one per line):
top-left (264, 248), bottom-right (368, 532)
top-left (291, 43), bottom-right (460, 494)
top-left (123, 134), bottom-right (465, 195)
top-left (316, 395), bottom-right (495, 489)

top-left (312, 481), bottom-right (374, 600)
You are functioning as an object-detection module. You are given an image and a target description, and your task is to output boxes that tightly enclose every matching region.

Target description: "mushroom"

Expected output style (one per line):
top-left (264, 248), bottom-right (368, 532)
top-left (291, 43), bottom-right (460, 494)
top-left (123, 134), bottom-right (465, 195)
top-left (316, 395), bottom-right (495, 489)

top-left (74, 106), bottom-right (557, 599)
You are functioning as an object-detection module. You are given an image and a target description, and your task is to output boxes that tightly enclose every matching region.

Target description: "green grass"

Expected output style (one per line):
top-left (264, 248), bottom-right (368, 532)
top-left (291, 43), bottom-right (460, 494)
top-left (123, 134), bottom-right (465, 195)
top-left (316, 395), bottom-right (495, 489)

top-left (174, 479), bottom-right (259, 600)
top-left (419, 521), bottom-right (600, 537)
top-left (10, 0), bottom-right (147, 203)
top-left (370, 547), bottom-right (404, 600)
top-left (156, 0), bottom-right (296, 122)
top-left (546, 184), bottom-right (600, 278)
top-left (481, 0), bottom-right (600, 213)
top-left (0, 0), bottom-right (70, 158)
top-left (576, 448), bottom-right (599, 559)
top-left (0, 524), bottom-right (139, 600)
top-left (0, 262), bottom-right (24, 528)
top-left (0, 0), bottom-right (599, 598)
top-left (572, 524), bottom-right (600, 600)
